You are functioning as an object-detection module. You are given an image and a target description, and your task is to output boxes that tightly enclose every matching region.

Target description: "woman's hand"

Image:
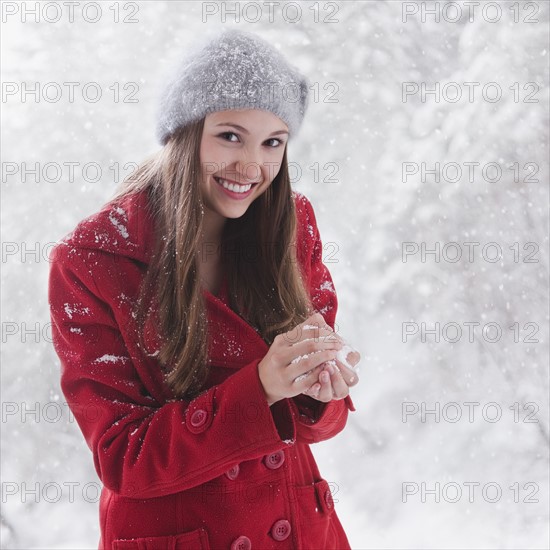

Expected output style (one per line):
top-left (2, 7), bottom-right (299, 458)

top-left (300, 358), bottom-right (358, 402)
top-left (301, 334), bottom-right (361, 402)
top-left (258, 313), bottom-right (344, 406)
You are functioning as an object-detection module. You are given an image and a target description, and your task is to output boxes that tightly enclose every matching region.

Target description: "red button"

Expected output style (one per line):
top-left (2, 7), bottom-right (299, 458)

top-left (270, 519), bottom-right (291, 541)
top-left (225, 464), bottom-right (240, 480)
top-left (264, 450), bottom-right (285, 470)
top-left (190, 409), bottom-right (208, 428)
top-left (324, 488), bottom-right (334, 510)
top-left (230, 535), bottom-right (251, 550)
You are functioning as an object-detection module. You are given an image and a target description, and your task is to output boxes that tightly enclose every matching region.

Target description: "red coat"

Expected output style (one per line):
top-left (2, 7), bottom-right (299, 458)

top-left (48, 188), bottom-right (356, 550)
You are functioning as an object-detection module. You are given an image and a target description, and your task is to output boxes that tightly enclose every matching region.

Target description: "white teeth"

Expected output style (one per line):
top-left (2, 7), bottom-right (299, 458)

top-left (215, 177), bottom-right (252, 193)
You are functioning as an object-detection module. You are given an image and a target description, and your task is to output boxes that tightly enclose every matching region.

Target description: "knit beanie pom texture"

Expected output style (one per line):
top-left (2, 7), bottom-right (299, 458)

top-left (156, 28), bottom-right (309, 145)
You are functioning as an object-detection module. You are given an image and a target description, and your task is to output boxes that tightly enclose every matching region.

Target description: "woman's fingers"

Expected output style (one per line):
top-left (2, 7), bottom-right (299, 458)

top-left (315, 368), bottom-right (334, 401)
top-left (325, 361), bottom-right (350, 399)
top-left (302, 359), bottom-right (357, 400)
top-left (282, 314), bottom-right (360, 400)
top-left (331, 358), bottom-right (360, 387)
top-left (343, 348), bottom-right (361, 369)
top-left (289, 347), bottom-right (340, 382)
top-left (301, 366), bottom-right (330, 396)
top-left (285, 328), bottom-right (343, 378)
top-left (301, 368), bottom-right (332, 401)
top-left (301, 380), bottom-right (321, 398)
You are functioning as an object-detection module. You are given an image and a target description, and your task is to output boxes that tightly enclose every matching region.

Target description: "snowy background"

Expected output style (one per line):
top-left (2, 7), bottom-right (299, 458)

top-left (1, 1), bottom-right (549, 548)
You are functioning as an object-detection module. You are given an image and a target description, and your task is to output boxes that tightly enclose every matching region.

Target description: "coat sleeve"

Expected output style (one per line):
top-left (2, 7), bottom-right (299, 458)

top-left (48, 243), bottom-right (296, 500)
top-left (288, 195), bottom-right (356, 445)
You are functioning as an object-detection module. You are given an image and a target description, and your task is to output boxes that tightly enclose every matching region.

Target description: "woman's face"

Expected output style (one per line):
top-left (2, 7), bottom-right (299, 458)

top-left (199, 109), bottom-right (289, 220)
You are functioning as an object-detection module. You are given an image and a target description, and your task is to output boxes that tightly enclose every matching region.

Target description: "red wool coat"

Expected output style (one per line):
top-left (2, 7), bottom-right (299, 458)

top-left (48, 188), bottom-right (356, 550)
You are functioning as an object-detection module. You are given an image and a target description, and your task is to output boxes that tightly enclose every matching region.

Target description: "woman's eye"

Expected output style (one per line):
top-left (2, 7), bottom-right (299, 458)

top-left (265, 138), bottom-right (283, 148)
top-left (219, 132), bottom-right (239, 142)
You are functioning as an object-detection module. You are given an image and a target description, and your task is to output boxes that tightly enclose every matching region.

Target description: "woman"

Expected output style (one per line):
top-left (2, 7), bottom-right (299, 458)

top-left (48, 28), bottom-right (360, 549)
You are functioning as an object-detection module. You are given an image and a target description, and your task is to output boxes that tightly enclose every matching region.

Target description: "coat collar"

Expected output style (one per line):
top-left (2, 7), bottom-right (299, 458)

top-left (59, 188), bottom-right (155, 265)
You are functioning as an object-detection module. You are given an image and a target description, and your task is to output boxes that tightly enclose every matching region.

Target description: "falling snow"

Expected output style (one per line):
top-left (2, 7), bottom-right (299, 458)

top-left (3, 3), bottom-right (548, 550)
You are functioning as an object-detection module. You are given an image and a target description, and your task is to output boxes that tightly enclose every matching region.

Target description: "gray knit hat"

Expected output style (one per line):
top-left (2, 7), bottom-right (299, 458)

top-left (156, 28), bottom-right (309, 145)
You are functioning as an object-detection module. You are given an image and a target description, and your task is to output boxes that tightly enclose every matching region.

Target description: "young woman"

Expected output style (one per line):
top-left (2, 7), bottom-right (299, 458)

top-left (48, 28), bottom-right (360, 549)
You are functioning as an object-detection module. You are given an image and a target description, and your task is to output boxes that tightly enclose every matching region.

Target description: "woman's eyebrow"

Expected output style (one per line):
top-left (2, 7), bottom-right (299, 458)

top-left (215, 122), bottom-right (289, 136)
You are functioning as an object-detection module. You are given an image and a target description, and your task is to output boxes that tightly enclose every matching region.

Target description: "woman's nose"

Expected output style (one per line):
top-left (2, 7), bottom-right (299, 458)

top-left (235, 149), bottom-right (264, 183)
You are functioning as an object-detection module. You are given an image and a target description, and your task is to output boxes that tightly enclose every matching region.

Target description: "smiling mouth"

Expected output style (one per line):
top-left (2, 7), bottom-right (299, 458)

top-left (214, 176), bottom-right (260, 193)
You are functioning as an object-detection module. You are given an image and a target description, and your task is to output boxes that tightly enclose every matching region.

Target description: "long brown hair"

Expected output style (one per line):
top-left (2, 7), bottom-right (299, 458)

top-left (111, 117), bottom-right (315, 400)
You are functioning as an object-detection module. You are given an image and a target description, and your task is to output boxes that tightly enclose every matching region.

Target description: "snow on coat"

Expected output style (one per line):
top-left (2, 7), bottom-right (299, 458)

top-left (48, 187), bottom-right (356, 550)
